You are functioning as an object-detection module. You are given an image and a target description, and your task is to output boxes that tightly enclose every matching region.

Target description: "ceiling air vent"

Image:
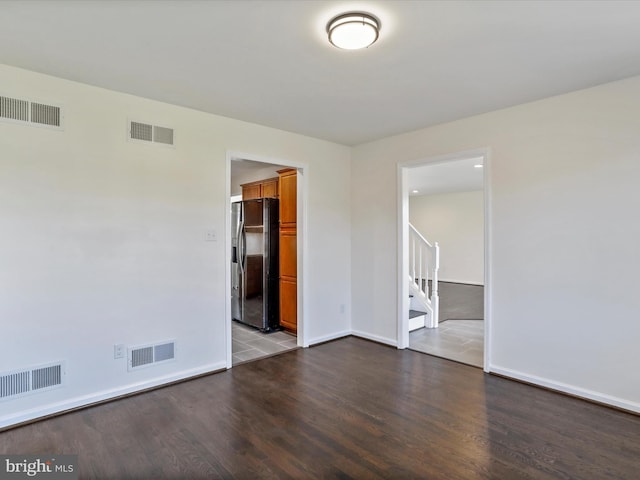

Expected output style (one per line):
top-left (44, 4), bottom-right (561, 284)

top-left (128, 340), bottom-right (176, 371)
top-left (0, 362), bottom-right (65, 402)
top-left (128, 120), bottom-right (174, 146)
top-left (0, 95), bottom-right (63, 129)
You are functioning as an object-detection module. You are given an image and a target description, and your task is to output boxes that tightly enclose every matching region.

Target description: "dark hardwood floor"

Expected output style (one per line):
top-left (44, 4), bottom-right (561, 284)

top-left (2, 337), bottom-right (639, 479)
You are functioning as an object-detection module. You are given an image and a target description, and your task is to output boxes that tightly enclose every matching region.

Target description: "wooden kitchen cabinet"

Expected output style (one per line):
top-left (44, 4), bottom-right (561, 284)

top-left (261, 178), bottom-right (279, 198)
top-left (277, 168), bottom-right (297, 333)
top-left (241, 183), bottom-right (262, 200)
top-left (241, 177), bottom-right (279, 200)
top-left (279, 230), bottom-right (297, 278)
top-left (278, 170), bottom-right (296, 227)
top-left (279, 277), bottom-right (297, 333)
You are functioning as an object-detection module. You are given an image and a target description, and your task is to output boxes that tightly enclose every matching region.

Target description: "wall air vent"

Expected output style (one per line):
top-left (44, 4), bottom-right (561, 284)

top-left (31, 102), bottom-right (61, 127)
top-left (128, 120), bottom-right (174, 146)
top-left (0, 95), bottom-right (63, 129)
top-left (131, 346), bottom-right (154, 368)
top-left (154, 342), bottom-right (175, 362)
top-left (128, 340), bottom-right (176, 371)
top-left (0, 362), bottom-right (65, 401)
top-left (130, 121), bottom-right (153, 142)
top-left (0, 96), bottom-right (29, 122)
top-left (153, 125), bottom-right (174, 145)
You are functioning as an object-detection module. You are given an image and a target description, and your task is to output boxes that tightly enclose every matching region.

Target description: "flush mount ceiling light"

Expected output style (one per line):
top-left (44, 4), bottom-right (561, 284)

top-left (327, 12), bottom-right (380, 50)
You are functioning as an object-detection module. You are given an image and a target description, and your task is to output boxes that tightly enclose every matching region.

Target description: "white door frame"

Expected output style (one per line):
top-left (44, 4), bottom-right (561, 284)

top-left (225, 151), bottom-right (308, 369)
top-left (397, 148), bottom-right (492, 372)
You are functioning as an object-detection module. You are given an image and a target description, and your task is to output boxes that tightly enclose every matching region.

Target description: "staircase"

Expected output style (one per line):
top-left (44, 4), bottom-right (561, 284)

top-left (408, 223), bottom-right (439, 330)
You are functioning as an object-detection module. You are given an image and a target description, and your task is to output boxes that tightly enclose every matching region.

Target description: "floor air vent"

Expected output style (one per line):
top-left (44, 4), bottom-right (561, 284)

top-left (0, 95), bottom-right (63, 128)
top-left (0, 362), bottom-right (64, 401)
top-left (128, 120), bottom-right (174, 146)
top-left (128, 341), bottom-right (176, 371)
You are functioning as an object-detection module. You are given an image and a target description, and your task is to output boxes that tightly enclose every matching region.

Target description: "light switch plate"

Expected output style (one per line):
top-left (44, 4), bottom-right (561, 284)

top-left (205, 230), bottom-right (217, 242)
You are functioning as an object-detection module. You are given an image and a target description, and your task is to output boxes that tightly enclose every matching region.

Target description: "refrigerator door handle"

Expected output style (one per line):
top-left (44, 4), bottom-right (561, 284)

top-left (237, 202), bottom-right (245, 275)
top-left (238, 222), bottom-right (246, 274)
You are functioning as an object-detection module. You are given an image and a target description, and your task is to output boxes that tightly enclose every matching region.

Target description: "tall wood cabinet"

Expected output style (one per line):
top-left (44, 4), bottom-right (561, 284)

top-left (277, 168), bottom-right (297, 333)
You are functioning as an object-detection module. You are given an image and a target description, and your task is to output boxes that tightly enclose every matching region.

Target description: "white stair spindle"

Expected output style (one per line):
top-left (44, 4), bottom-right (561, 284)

top-left (411, 237), bottom-right (416, 285)
top-left (418, 246), bottom-right (422, 295)
top-left (408, 223), bottom-right (440, 329)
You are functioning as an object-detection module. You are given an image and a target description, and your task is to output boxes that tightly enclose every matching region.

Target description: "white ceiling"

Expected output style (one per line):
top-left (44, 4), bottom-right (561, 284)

top-left (408, 157), bottom-right (484, 196)
top-left (230, 156), bottom-right (484, 196)
top-left (2, 1), bottom-right (640, 146)
top-left (230, 158), bottom-right (282, 179)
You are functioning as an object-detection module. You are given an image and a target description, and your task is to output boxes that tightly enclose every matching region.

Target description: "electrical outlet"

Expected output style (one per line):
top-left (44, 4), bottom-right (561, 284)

top-left (340, 304), bottom-right (345, 314)
top-left (205, 229), bottom-right (217, 242)
top-left (114, 344), bottom-right (125, 359)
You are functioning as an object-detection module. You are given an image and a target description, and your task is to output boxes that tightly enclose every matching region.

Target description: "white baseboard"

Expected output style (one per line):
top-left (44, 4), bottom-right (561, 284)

top-left (351, 330), bottom-right (398, 348)
top-left (490, 364), bottom-right (640, 414)
top-left (307, 330), bottom-right (352, 347)
top-left (0, 362), bottom-right (226, 430)
top-left (439, 278), bottom-right (484, 286)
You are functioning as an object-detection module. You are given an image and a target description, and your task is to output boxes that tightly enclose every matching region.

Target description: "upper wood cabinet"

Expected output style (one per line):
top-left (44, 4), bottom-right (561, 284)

top-left (261, 178), bottom-right (279, 199)
top-left (242, 183), bottom-right (262, 200)
top-left (278, 169), bottom-right (297, 227)
top-left (241, 177), bottom-right (279, 200)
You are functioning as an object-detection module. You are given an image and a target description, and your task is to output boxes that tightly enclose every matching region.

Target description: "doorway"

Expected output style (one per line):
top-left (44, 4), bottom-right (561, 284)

top-left (398, 149), bottom-right (491, 371)
top-left (226, 153), bottom-right (305, 367)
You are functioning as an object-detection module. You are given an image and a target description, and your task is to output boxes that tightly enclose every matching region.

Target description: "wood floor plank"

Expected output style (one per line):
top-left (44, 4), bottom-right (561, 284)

top-left (1, 337), bottom-right (639, 479)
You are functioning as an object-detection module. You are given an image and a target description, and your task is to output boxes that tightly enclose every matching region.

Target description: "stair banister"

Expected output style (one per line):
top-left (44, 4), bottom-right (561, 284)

top-left (432, 241), bottom-right (439, 324)
top-left (408, 223), bottom-right (439, 328)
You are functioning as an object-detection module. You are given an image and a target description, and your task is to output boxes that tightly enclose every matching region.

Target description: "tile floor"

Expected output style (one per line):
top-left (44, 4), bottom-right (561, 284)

top-left (409, 319), bottom-right (484, 368)
top-left (232, 321), bottom-right (298, 365)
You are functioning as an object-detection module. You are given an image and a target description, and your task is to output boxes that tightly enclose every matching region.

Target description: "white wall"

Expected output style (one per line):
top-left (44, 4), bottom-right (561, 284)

top-left (0, 64), bottom-right (351, 427)
top-left (409, 190), bottom-right (484, 284)
top-left (352, 75), bottom-right (640, 412)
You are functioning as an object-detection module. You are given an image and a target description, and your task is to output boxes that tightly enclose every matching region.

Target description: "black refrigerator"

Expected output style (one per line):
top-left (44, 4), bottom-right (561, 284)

top-left (231, 198), bottom-right (279, 332)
